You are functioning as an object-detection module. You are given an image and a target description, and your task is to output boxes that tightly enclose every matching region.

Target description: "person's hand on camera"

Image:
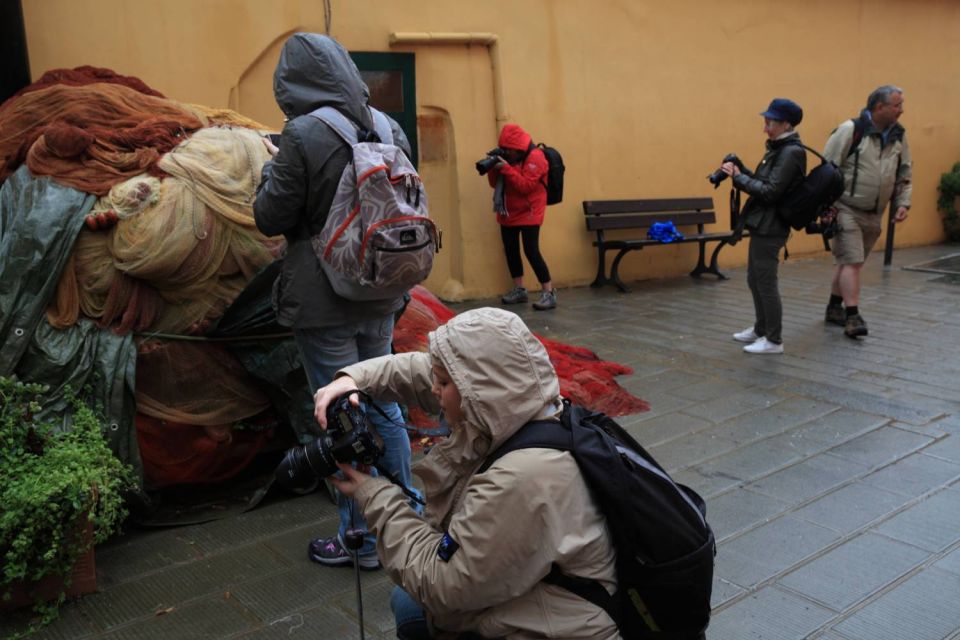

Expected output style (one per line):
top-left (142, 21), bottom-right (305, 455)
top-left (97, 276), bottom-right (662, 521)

top-left (330, 462), bottom-right (372, 498)
top-left (313, 376), bottom-right (360, 429)
top-left (495, 156), bottom-right (508, 170)
top-left (262, 136), bottom-right (279, 156)
top-left (720, 161), bottom-right (741, 178)
top-left (894, 206), bottom-right (909, 223)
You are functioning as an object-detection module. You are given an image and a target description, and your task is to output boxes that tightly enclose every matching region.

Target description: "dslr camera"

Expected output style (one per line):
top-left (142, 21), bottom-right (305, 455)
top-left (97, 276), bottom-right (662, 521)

top-left (274, 392), bottom-right (383, 493)
top-left (805, 213), bottom-right (839, 240)
top-left (475, 147), bottom-right (507, 176)
top-left (707, 153), bottom-right (745, 188)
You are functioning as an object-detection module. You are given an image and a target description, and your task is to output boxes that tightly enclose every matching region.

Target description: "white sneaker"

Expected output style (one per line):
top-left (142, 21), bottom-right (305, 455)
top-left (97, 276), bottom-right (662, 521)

top-left (732, 327), bottom-right (760, 343)
top-left (743, 337), bottom-right (783, 354)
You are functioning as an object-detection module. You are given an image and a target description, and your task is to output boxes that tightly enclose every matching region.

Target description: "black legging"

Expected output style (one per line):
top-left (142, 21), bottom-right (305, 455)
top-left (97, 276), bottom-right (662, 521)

top-left (500, 224), bottom-right (552, 284)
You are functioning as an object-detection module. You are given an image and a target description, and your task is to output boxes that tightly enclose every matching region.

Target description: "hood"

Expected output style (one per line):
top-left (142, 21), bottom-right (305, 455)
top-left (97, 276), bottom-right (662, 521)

top-left (428, 307), bottom-right (562, 455)
top-left (273, 33), bottom-right (373, 130)
top-left (498, 123), bottom-right (533, 152)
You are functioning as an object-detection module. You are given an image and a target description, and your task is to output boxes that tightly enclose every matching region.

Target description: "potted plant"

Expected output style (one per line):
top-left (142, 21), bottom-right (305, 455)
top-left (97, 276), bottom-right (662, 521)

top-left (937, 161), bottom-right (960, 242)
top-left (0, 376), bottom-right (134, 629)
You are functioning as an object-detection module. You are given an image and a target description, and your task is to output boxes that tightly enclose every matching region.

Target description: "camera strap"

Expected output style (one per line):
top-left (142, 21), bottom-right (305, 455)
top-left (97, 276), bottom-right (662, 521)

top-left (349, 390), bottom-right (427, 506)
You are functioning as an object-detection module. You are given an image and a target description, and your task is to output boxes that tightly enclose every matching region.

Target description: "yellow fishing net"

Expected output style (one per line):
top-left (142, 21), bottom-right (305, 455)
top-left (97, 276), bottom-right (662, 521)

top-left (45, 124), bottom-right (284, 426)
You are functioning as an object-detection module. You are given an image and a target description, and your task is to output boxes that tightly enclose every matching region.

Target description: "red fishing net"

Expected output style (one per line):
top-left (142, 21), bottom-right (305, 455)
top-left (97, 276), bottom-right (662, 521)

top-left (395, 286), bottom-right (650, 434)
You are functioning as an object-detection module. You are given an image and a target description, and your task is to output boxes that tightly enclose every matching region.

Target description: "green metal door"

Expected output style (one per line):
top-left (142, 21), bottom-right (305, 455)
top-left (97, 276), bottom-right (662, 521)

top-left (351, 52), bottom-right (418, 167)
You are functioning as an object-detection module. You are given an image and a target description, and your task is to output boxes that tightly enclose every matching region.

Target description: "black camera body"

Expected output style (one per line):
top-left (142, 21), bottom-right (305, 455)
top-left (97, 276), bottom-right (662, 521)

top-left (274, 392), bottom-right (384, 493)
top-left (475, 147), bottom-right (507, 175)
top-left (707, 153), bottom-right (745, 188)
top-left (805, 216), bottom-right (839, 239)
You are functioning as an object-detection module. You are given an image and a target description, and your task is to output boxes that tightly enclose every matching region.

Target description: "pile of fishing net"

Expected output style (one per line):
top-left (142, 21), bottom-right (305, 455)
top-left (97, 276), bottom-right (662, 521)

top-left (0, 66), bottom-right (646, 492)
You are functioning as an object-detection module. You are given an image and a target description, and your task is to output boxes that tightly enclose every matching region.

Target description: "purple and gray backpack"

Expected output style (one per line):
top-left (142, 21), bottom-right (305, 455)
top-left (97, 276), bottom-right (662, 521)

top-left (309, 106), bottom-right (439, 301)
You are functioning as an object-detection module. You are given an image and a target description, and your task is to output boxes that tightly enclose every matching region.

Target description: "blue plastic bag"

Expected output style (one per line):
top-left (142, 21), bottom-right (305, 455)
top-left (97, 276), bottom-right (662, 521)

top-left (647, 221), bottom-right (685, 243)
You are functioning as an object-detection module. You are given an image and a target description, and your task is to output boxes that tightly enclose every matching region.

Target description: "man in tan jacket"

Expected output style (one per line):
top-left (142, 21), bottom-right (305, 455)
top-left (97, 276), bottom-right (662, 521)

top-left (823, 85), bottom-right (912, 339)
top-left (316, 307), bottom-right (619, 639)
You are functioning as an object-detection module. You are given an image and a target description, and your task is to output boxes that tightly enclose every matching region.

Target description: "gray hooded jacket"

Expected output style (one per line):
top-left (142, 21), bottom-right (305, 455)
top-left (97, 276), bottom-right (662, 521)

top-left (254, 33), bottom-right (411, 328)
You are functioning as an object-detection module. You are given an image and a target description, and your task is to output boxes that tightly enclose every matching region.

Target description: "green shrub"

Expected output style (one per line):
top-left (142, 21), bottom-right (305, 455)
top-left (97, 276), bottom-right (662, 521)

top-left (0, 376), bottom-right (135, 631)
top-left (937, 162), bottom-right (960, 242)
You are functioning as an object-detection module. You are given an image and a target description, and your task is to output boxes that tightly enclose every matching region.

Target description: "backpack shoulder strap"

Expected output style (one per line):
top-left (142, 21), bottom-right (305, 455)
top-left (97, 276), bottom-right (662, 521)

top-left (477, 416), bottom-right (622, 627)
top-left (308, 106), bottom-right (359, 146)
top-left (369, 108), bottom-right (394, 145)
top-left (477, 419), bottom-right (570, 474)
top-left (796, 143), bottom-right (831, 165)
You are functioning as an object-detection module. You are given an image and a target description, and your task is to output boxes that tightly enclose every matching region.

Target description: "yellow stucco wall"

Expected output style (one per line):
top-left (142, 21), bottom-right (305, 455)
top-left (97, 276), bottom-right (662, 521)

top-left (22, 0), bottom-right (960, 300)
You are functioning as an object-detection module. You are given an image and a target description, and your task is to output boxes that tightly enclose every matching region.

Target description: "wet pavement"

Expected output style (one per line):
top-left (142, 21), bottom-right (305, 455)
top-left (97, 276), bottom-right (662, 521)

top-left (5, 244), bottom-right (960, 640)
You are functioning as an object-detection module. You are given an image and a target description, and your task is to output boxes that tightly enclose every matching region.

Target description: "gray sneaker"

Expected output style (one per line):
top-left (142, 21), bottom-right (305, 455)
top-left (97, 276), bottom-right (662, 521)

top-left (532, 289), bottom-right (557, 311)
top-left (825, 305), bottom-right (845, 326)
top-left (501, 287), bottom-right (528, 304)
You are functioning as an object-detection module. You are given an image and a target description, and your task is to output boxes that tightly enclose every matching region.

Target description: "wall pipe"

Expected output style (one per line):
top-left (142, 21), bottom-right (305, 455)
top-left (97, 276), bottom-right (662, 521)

top-left (388, 32), bottom-right (508, 129)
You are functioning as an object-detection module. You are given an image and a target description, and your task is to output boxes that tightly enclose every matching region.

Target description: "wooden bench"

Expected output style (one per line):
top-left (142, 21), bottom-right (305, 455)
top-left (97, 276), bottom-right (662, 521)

top-left (583, 197), bottom-right (744, 292)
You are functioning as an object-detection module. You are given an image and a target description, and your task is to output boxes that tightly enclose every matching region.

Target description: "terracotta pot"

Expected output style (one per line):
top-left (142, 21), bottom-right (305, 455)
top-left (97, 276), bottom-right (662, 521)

top-left (0, 518), bottom-right (97, 612)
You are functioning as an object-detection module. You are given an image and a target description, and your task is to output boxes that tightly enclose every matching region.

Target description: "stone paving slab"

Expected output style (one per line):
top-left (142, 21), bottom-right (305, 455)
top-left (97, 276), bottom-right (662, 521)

top-left (872, 488), bottom-right (960, 552)
top-left (777, 532), bottom-right (930, 612)
top-left (831, 567), bottom-right (960, 640)
top-left (792, 481), bottom-right (912, 535)
top-left (708, 585), bottom-right (836, 640)
top-left (6, 244), bottom-right (960, 640)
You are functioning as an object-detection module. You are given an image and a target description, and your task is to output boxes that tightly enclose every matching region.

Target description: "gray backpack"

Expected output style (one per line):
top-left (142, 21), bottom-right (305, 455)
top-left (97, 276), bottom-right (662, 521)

top-left (308, 107), bottom-right (439, 301)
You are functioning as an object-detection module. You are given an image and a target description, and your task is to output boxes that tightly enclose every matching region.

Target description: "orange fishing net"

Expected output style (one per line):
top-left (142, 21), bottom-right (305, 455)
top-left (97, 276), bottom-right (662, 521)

top-left (0, 82), bottom-right (205, 193)
top-left (7, 65), bottom-right (166, 100)
top-left (136, 414), bottom-right (274, 488)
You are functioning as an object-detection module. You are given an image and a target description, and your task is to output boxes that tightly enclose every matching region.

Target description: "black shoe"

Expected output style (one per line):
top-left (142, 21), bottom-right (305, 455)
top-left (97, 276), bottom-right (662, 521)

top-left (844, 313), bottom-right (868, 339)
top-left (825, 305), bottom-right (845, 327)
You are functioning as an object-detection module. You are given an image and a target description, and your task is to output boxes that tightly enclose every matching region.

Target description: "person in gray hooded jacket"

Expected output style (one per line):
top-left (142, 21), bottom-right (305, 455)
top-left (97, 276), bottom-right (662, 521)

top-left (254, 32), bottom-right (417, 569)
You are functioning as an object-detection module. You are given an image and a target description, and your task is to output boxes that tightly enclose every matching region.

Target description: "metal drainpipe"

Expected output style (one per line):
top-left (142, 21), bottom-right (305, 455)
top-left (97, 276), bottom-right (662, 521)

top-left (388, 32), bottom-right (508, 129)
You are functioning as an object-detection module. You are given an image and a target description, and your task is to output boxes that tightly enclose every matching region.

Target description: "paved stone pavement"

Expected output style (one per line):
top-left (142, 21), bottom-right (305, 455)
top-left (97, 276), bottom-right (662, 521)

top-left (5, 244), bottom-right (960, 640)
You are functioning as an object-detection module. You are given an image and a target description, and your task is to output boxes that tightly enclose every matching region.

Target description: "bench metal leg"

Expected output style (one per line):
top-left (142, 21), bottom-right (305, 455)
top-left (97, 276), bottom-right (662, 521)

top-left (609, 249), bottom-right (632, 292)
top-left (590, 247), bottom-right (609, 288)
top-left (689, 240), bottom-right (730, 280)
top-left (690, 240), bottom-right (710, 278)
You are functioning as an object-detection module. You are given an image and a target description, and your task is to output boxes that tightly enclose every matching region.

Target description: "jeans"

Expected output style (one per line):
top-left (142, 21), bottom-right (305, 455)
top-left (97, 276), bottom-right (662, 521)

top-left (294, 314), bottom-right (415, 557)
top-left (391, 586), bottom-right (431, 639)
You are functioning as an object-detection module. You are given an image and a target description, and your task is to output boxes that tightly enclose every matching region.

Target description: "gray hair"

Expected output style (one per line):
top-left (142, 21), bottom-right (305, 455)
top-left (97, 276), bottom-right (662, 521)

top-left (867, 85), bottom-right (903, 111)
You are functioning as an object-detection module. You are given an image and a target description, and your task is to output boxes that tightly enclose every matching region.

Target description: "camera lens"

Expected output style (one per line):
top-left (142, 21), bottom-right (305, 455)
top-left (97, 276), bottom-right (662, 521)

top-left (707, 169), bottom-right (727, 187)
top-left (475, 156), bottom-right (499, 176)
top-left (274, 437), bottom-right (339, 492)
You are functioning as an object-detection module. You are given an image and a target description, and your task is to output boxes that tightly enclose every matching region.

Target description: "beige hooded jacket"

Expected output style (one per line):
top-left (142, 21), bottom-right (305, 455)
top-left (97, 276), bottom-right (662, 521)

top-left (345, 307), bottom-right (619, 639)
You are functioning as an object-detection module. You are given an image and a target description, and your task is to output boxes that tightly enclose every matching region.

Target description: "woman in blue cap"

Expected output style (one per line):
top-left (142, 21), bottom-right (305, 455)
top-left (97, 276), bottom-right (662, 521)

top-left (722, 98), bottom-right (806, 354)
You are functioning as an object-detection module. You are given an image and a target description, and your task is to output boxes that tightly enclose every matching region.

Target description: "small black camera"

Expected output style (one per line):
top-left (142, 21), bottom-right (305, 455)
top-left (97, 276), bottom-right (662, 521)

top-left (274, 392), bottom-right (384, 492)
top-left (475, 147), bottom-right (506, 176)
top-left (707, 153), bottom-right (744, 188)
top-left (805, 216), bottom-right (839, 240)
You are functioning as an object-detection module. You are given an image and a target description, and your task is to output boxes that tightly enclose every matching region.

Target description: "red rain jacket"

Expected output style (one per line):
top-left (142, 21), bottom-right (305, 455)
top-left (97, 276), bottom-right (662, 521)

top-left (487, 124), bottom-right (548, 227)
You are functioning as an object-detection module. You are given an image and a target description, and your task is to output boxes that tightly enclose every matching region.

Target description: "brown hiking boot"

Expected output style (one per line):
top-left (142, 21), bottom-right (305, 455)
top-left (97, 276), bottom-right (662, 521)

top-left (825, 305), bottom-right (845, 326)
top-left (844, 313), bottom-right (868, 339)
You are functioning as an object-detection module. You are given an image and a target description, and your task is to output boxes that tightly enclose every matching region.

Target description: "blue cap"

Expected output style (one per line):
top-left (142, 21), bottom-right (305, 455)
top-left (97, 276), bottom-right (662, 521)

top-left (760, 98), bottom-right (803, 126)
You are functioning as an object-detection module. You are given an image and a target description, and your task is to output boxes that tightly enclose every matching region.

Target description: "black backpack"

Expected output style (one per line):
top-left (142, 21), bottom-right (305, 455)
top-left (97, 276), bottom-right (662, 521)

top-left (536, 143), bottom-right (565, 205)
top-left (776, 144), bottom-right (845, 231)
top-left (479, 401), bottom-right (715, 639)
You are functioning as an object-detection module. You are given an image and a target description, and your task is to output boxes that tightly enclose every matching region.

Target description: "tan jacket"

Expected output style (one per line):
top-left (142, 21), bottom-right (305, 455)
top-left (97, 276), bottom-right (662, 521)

top-left (823, 117), bottom-right (912, 214)
top-left (346, 308), bottom-right (619, 639)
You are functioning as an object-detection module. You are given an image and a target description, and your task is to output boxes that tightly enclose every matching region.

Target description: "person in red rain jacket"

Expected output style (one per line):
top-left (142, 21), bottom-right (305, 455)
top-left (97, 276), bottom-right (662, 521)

top-left (486, 123), bottom-right (557, 310)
